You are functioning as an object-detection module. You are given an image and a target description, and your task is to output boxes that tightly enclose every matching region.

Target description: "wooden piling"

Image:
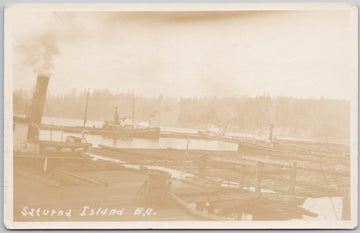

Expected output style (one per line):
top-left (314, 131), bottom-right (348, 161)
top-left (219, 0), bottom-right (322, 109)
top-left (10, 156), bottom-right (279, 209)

top-left (288, 161), bottom-right (297, 194)
top-left (238, 141), bottom-right (246, 187)
top-left (239, 164), bottom-right (246, 188)
top-left (198, 155), bottom-right (207, 178)
top-left (255, 162), bottom-right (264, 194)
top-left (237, 142), bottom-right (246, 158)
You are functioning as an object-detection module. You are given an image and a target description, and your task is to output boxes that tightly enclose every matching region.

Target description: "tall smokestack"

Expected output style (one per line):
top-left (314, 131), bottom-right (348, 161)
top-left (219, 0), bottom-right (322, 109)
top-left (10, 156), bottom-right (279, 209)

top-left (29, 75), bottom-right (49, 127)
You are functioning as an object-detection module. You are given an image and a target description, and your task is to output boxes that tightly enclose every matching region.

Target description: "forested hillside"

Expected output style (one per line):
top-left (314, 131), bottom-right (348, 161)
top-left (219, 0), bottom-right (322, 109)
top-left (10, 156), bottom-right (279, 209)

top-left (13, 89), bottom-right (350, 142)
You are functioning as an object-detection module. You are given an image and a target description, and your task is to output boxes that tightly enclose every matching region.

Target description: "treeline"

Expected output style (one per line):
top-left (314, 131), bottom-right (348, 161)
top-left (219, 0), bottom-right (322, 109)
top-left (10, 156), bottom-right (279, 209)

top-left (178, 95), bottom-right (350, 141)
top-left (13, 89), bottom-right (350, 141)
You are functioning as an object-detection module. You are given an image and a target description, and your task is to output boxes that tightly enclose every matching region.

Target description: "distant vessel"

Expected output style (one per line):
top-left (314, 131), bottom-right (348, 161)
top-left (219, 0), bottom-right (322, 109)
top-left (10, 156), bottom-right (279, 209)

top-left (55, 123), bottom-right (161, 139)
top-left (43, 92), bottom-right (161, 139)
top-left (198, 124), bottom-right (225, 137)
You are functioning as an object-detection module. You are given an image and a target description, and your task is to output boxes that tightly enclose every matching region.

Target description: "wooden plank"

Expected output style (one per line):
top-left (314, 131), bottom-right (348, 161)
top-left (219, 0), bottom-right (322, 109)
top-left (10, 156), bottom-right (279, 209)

top-left (14, 169), bottom-right (60, 187)
top-left (55, 169), bottom-right (108, 186)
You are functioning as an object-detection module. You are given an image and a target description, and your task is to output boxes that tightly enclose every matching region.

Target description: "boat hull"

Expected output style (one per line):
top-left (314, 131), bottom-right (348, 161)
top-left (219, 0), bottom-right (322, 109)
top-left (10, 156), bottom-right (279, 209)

top-left (42, 125), bottom-right (161, 139)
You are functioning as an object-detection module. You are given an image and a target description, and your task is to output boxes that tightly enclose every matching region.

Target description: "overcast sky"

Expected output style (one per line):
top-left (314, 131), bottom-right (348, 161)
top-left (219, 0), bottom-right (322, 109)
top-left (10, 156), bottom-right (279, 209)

top-left (11, 10), bottom-right (355, 100)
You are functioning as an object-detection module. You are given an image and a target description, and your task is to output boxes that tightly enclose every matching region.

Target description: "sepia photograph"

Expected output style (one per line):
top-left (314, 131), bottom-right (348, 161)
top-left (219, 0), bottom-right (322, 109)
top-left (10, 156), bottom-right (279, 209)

top-left (3, 3), bottom-right (358, 229)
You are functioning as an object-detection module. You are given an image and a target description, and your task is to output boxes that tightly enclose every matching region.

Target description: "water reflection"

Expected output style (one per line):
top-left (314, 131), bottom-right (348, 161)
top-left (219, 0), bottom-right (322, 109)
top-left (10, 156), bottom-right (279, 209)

top-left (40, 129), bottom-right (238, 151)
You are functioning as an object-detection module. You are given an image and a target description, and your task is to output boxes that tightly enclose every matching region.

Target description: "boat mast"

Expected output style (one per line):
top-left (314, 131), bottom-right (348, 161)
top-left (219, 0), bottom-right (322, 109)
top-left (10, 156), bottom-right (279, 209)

top-left (131, 91), bottom-right (135, 122)
top-left (114, 106), bottom-right (119, 125)
top-left (83, 89), bottom-right (90, 128)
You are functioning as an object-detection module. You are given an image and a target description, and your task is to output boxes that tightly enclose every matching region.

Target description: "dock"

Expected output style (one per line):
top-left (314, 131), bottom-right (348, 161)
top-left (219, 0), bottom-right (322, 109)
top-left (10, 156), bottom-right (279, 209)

top-left (13, 136), bottom-right (350, 221)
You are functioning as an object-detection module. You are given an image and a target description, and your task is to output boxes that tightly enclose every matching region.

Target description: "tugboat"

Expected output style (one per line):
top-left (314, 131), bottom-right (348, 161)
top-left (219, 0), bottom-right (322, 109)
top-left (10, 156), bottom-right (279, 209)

top-left (59, 106), bottom-right (160, 138)
top-left (94, 106), bottom-right (161, 138)
top-left (42, 91), bottom-right (161, 139)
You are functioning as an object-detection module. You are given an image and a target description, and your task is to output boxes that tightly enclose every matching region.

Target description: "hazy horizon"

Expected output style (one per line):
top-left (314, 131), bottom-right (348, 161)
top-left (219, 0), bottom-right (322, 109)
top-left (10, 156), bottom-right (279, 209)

top-left (11, 11), bottom-right (355, 100)
top-left (13, 86), bottom-right (352, 102)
